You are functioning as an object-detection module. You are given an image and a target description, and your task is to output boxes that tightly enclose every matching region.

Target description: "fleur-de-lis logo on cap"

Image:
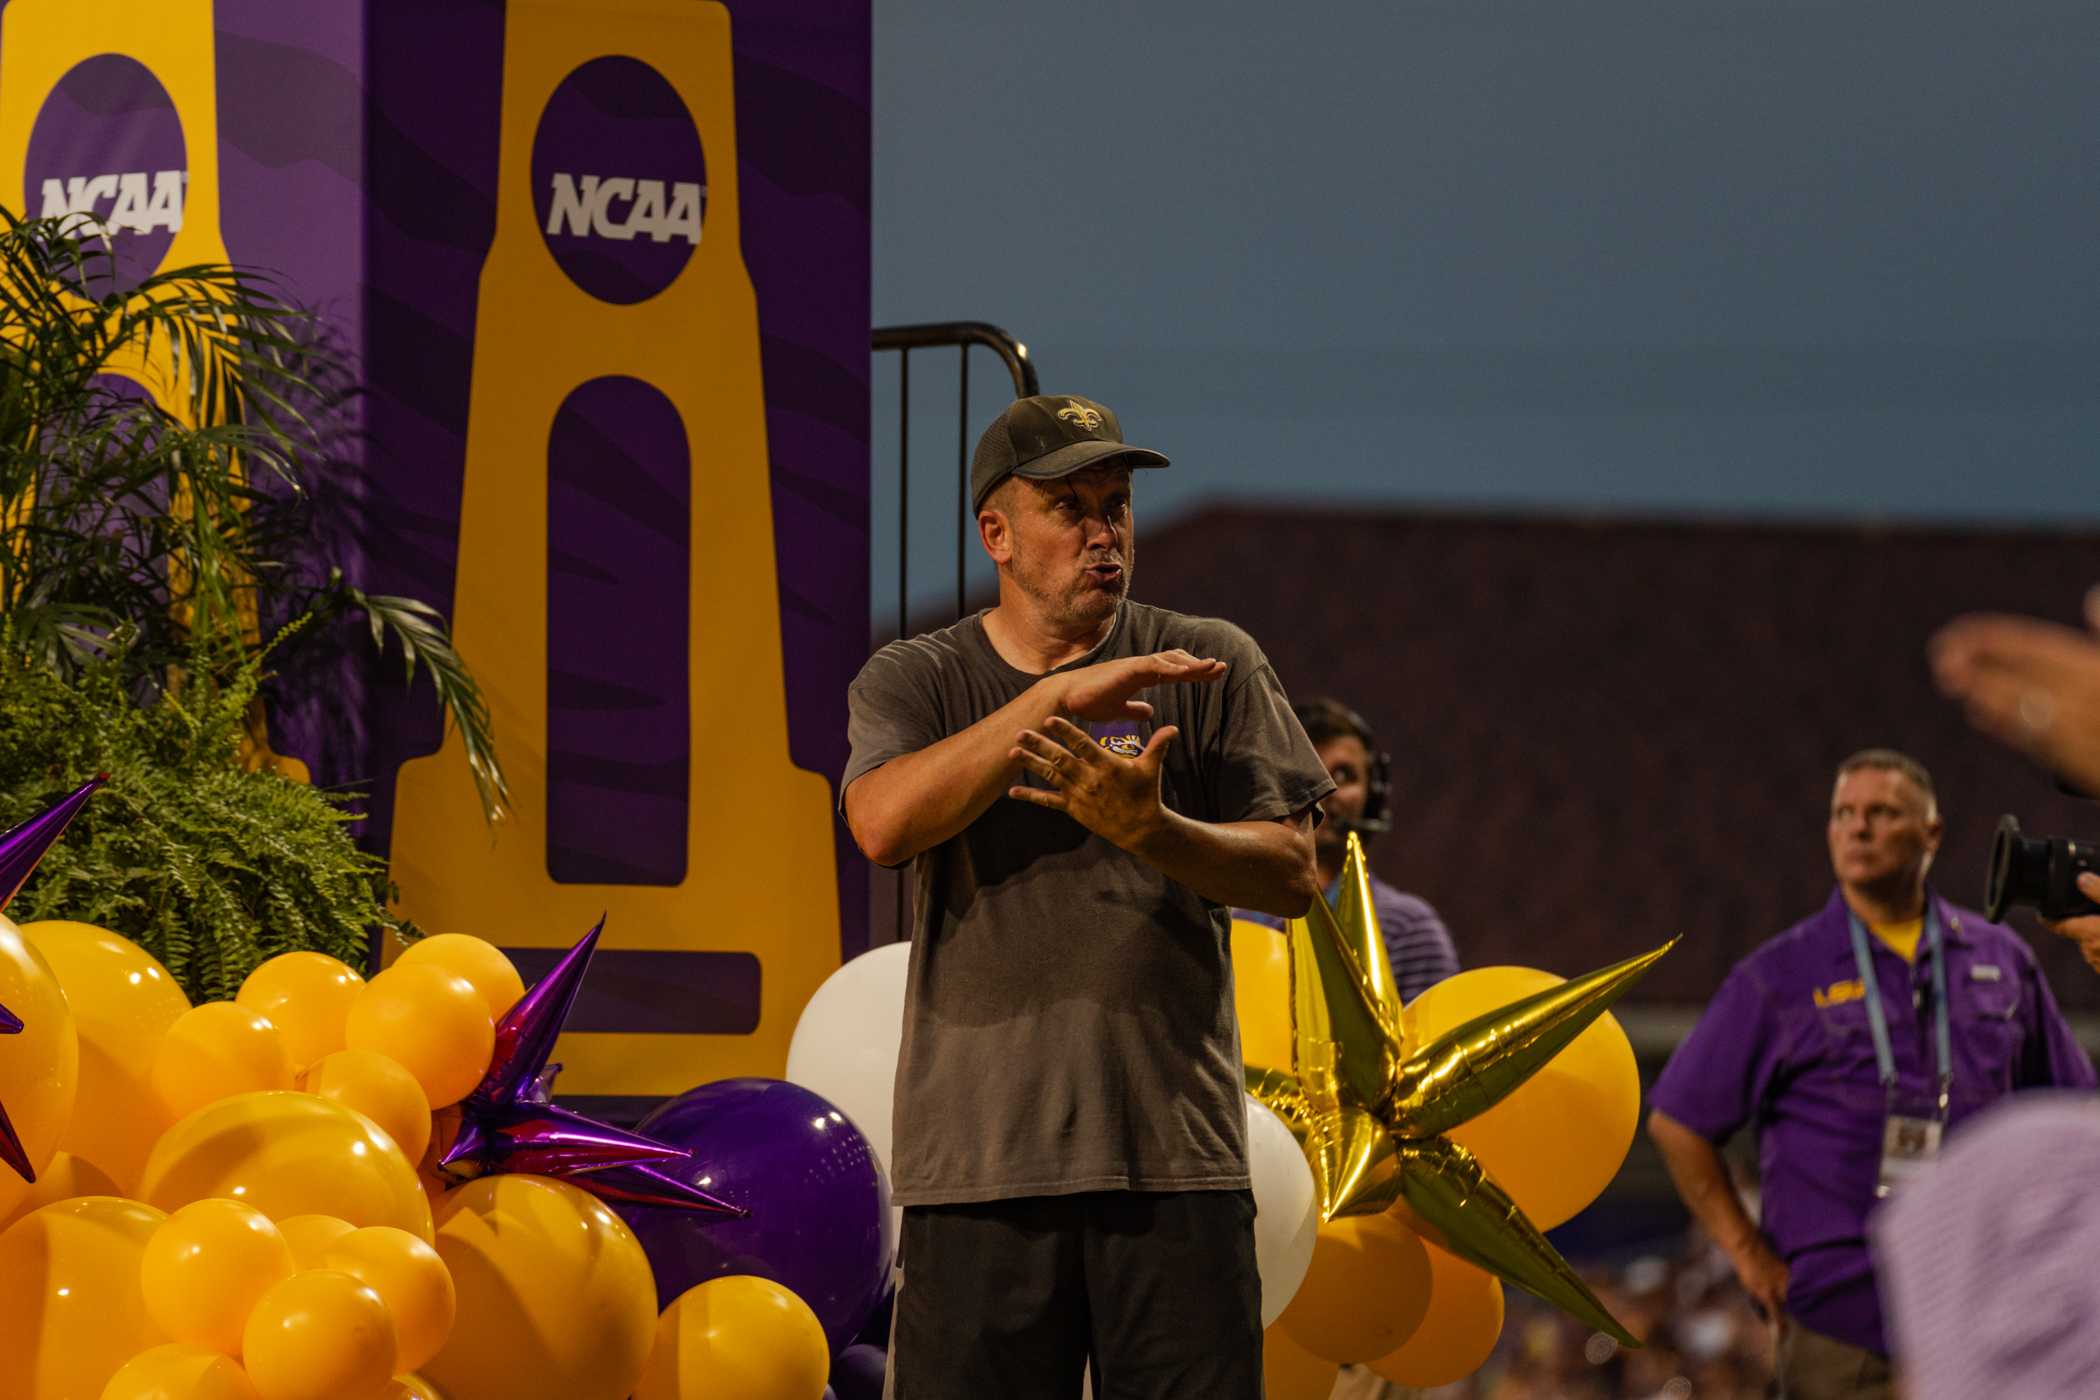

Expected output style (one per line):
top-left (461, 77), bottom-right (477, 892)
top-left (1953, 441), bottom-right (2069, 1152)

top-left (1056, 401), bottom-right (1104, 432)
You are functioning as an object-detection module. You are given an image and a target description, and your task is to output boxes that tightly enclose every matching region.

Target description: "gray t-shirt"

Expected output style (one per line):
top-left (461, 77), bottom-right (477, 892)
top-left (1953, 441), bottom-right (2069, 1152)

top-left (841, 600), bottom-right (1334, 1206)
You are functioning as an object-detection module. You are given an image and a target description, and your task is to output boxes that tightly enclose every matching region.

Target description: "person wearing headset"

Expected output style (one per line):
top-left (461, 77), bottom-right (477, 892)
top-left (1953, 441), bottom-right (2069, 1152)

top-left (1236, 697), bottom-right (1459, 1001)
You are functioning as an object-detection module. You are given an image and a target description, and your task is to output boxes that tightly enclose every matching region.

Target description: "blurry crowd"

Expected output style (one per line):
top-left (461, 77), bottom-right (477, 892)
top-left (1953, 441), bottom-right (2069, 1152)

top-left (1366, 1222), bottom-right (1776, 1400)
top-left (1466, 1232), bottom-right (1775, 1400)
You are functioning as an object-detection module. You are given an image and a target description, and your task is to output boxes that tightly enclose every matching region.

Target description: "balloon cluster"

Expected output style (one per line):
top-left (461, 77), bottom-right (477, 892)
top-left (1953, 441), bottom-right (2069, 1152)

top-left (1232, 833), bottom-right (1671, 1395)
top-left (0, 785), bottom-right (893, 1400)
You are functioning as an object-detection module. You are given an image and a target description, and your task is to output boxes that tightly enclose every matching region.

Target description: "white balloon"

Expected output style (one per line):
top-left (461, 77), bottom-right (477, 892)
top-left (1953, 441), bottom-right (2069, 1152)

top-left (785, 941), bottom-right (912, 1174)
top-left (1245, 1093), bottom-right (1318, 1328)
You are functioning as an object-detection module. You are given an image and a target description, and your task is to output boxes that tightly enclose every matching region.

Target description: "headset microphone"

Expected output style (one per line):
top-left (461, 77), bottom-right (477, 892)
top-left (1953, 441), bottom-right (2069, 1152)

top-left (1344, 744), bottom-right (1392, 835)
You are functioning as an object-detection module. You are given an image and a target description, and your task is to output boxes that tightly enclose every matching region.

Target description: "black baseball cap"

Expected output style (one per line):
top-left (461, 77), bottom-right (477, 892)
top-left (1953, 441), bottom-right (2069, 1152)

top-left (970, 394), bottom-right (1170, 512)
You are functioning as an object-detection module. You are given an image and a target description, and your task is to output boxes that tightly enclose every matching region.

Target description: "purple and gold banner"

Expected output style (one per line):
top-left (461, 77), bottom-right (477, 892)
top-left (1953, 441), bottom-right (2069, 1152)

top-left (0, 0), bottom-right (872, 1097)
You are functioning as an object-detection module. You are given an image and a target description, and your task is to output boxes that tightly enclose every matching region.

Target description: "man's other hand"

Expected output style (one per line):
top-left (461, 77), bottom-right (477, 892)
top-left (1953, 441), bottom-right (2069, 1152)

top-left (1056, 650), bottom-right (1226, 723)
top-left (1008, 716), bottom-right (1176, 851)
top-left (1730, 1237), bottom-right (1790, 1328)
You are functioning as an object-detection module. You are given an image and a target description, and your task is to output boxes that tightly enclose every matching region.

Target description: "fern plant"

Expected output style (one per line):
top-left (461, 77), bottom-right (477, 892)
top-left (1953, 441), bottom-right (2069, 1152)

top-left (0, 629), bottom-right (412, 1000)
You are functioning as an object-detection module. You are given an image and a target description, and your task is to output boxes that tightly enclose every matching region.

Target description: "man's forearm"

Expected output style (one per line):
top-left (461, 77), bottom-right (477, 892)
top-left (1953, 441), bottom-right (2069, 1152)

top-left (1647, 1109), bottom-right (1764, 1259)
top-left (1130, 810), bottom-right (1320, 917)
top-left (844, 677), bottom-right (1066, 866)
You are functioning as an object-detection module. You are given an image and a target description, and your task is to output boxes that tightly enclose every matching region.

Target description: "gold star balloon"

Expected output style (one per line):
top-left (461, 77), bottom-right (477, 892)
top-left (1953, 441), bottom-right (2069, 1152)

top-left (1247, 834), bottom-right (1675, 1347)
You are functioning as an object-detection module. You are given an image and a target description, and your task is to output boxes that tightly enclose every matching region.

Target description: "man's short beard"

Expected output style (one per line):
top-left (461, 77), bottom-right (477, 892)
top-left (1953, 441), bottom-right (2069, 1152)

top-left (1012, 546), bottom-right (1129, 627)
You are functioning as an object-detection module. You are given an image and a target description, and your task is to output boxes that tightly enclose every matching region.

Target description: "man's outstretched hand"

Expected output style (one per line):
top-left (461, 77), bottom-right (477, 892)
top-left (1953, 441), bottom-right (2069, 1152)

top-left (1008, 716), bottom-right (1177, 851)
top-left (1932, 590), bottom-right (2100, 800)
top-left (1055, 650), bottom-right (1226, 723)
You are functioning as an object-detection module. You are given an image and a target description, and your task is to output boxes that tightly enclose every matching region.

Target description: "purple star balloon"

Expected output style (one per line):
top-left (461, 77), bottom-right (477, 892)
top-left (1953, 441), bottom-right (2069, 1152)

top-left (0, 776), bottom-right (105, 1182)
top-left (0, 1101), bottom-right (29, 1182)
top-left (0, 776), bottom-right (102, 912)
top-left (435, 918), bottom-right (743, 1216)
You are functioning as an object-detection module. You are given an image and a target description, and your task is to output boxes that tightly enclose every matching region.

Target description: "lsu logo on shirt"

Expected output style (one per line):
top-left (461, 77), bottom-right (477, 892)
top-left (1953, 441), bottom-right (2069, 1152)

top-left (1086, 721), bottom-right (1144, 759)
top-left (1813, 978), bottom-right (1866, 1009)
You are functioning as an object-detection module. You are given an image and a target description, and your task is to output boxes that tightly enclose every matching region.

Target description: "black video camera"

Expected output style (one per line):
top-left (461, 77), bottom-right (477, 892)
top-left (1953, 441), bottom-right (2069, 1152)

top-left (1984, 814), bottom-right (2100, 922)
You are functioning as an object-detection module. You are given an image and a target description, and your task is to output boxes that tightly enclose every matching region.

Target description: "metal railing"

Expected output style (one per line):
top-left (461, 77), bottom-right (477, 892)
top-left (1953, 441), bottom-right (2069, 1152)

top-left (866, 322), bottom-right (1038, 944)
top-left (872, 322), bottom-right (1037, 631)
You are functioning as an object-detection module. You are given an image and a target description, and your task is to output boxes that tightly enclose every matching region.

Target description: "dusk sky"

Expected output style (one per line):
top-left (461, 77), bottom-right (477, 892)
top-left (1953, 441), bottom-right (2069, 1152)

top-left (870, 0), bottom-right (2099, 613)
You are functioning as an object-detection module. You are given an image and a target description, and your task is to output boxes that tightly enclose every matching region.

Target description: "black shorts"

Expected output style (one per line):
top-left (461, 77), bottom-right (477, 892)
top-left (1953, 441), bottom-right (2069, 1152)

top-left (888, 1189), bottom-right (1263, 1400)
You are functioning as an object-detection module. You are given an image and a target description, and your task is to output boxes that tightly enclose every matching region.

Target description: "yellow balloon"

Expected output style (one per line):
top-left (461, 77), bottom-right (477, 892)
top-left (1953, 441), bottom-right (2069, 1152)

top-left (20, 920), bottom-right (188, 1193)
top-left (278, 1214), bottom-right (357, 1269)
top-left (422, 1174), bottom-right (657, 1400)
top-left (1366, 1240), bottom-right (1505, 1387)
top-left (101, 1342), bottom-right (262, 1400)
top-left (0, 915), bottom-right (79, 1221)
top-left (1262, 1324), bottom-right (1342, 1400)
top-left (301, 1049), bottom-right (434, 1164)
top-left (141, 1198), bottom-right (298, 1355)
top-left (0, 1195), bottom-right (167, 1398)
top-left (0, 1149), bottom-right (122, 1229)
top-left (140, 1091), bottom-right (433, 1242)
top-left (324, 1226), bottom-right (457, 1374)
top-left (241, 1269), bottom-right (397, 1400)
top-left (395, 934), bottom-right (525, 1023)
top-left (1405, 966), bottom-right (1640, 1230)
top-left (382, 1378), bottom-right (447, 1400)
top-left (152, 1002), bottom-right (294, 1122)
top-left (1230, 919), bottom-right (1292, 1072)
top-left (1278, 1213), bottom-right (1433, 1364)
top-left (237, 953), bottom-right (366, 1073)
top-left (345, 965), bottom-right (493, 1109)
top-left (634, 1276), bottom-right (830, 1400)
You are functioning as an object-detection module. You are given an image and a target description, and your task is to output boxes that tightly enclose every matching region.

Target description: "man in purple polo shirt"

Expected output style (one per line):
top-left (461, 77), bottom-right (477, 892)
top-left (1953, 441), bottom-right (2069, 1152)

top-left (1647, 747), bottom-right (2095, 1399)
top-left (1236, 698), bottom-right (1459, 1002)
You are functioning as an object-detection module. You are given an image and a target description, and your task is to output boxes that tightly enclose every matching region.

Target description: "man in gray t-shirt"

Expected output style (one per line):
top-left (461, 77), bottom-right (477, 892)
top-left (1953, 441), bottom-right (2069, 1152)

top-left (842, 393), bottom-right (1332, 1400)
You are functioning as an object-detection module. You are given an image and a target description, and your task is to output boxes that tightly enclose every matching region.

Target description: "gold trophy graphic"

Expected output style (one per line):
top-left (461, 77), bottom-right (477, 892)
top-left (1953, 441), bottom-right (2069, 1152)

top-left (390, 0), bottom-right (841, 1095)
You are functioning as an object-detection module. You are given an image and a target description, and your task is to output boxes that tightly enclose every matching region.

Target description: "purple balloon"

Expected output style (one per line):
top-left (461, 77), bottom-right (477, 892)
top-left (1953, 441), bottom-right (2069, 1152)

top-left (619, 1078), bottom-right (896, 1356)
top-left (853, 1281), bottom-right (895, 1348)
top-left (830, 1342), bottom-right (889, 1400)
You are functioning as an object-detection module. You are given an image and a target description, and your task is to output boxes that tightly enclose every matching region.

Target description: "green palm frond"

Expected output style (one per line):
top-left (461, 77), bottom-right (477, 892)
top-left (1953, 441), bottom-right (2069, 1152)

top-left (304, 571), bottom-right (511, 824)
top-left (0, 207), bottom-right (503, 825)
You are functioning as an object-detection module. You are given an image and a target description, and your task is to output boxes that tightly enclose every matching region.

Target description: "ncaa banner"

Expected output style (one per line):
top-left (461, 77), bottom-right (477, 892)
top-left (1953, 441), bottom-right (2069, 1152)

top-left (0, 6), bottom-right (226, 408)
top-left (0, 0), bottom-right (873, 1101)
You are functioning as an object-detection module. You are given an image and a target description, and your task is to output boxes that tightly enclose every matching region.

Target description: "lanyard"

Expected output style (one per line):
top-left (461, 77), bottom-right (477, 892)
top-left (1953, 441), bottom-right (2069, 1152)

top-left (1846, 901), bottom-right (1952, 1118)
